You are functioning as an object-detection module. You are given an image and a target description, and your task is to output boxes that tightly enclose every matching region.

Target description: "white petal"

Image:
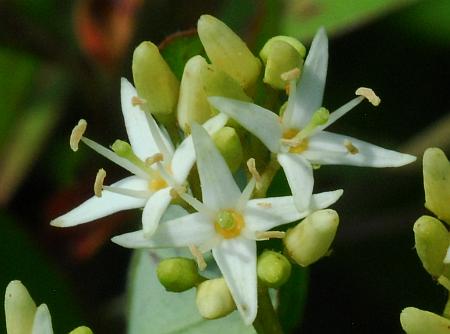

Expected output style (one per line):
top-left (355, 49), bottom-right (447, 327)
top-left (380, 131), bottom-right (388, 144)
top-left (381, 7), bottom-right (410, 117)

top-left (290, 28), bottom-right (328, 129)
top-left (145, 112), bottom-right (174, 161)
top-left (278, 153), bottom-right (314, 211)
top-left (203, 112), bottom-right (229, 134)
top-left (191, 123), bottom-right (241, 211)
top-left (142, 187), bottom-right (172, 237)
top-left (50, 176), bottom-right (148, 227)
top-left (121, 78), bottom-right (160, 160)
top-left (245, 189), bottom-right (343, 232)
top-left (31, 304), bottom-right (53, 334)
top-left (212, 237), bottom-right (257, 325)
top-left (208, 97), bottom-right (282, 153)
top-left (304, 131), bottom-right (416, 167)
top-left (112, 212), bottom-right (214, 248)
top-left (170, 136), bottom-right (195, 184)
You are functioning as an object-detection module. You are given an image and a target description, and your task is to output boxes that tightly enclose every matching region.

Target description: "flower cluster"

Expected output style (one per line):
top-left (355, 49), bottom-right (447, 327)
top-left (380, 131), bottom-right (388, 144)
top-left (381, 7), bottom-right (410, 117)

top-left (50, 15), bottom-right (415, 327)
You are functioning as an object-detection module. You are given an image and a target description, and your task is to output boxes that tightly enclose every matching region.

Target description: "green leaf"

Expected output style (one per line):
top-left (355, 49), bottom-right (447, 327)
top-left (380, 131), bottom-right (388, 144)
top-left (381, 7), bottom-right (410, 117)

top-left (126, 206), bottom-right (256, 334)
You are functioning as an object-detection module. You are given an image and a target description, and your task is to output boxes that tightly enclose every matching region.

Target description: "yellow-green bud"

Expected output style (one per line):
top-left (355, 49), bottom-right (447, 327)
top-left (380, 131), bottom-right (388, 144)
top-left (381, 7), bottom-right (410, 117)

top-left (5, 280), bottom-right (37, 334)
top-left (423, 148), bottom-right (450, 225)
top-left (284, 209), bottom-right (339, 267)
top-left (196, 278), bottom-right (236, 320)
top-left (203, 65), bottom-right (252, 103)
top-left (413, 215), bottom-right (449, 277)
top-left (177, 56), bottom-right (214, 133)
top-left (260, 36), bottom-right (307, 60)
top-left (259, 39), bottom-right (304, 90)
top-left (132, 42), bottom-right (179, 119)
top-left (156, 257), bottom-right (203, 292)
top-left (212, 127), bottom-right (243, 173)
top-left (257, 250), bottom-right (291, 288)
top-left (69, 326), bottom-right (94, 334)
top-left (197, 15), bottom-right (261, 90)
top-left (400, 307), bottom-right (450, 334)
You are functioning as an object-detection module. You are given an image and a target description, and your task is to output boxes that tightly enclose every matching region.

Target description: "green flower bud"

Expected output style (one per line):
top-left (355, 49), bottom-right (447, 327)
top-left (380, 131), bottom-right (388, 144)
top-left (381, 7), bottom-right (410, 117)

top-left (132, 42), bottom-right (179, 121)
top-left (413, 215), bottom-right (449, 277)
top-left (156, 257), bottom-right (203, 292)
top-left (260, 36), bottom-right (307, 60)
top-left (196, 278), bottom-right (236, 320)
top-left (69, 326), bottom-right (94, 334)
top-left (197, 15), bottom-right (261, 90)
top-left (5, 280), bottom-right (37, 334)
top-left (284, 209), bottom-right (339, 267)
top-left (257, 250), bottom-right (292, 288)
top-left (259, 39), bottom-right (304, 90)
top-left (212, 127), bottom-right (243, 173)
top-left (400, 307), bottom-right (450, 334)
top-left (423, 148), bottom-right (450, 225)
top-left (203, 65), bottom-right (252, 103)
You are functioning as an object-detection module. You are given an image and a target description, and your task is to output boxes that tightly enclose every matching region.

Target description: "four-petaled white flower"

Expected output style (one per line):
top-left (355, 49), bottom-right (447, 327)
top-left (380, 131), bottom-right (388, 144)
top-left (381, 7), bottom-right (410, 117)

top-left (209, 28), bottom-right (416, 211)
top-left (112, 123), bottom-right (343, 325)
top-left (51, 78), bottom-right (227, 237)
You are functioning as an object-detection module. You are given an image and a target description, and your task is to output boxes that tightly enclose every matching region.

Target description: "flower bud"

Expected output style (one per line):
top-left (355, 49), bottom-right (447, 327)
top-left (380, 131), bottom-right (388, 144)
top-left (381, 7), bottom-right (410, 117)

top-left (196, 278), bottom-right (236, 320)
top-left (259, 37), bottom-right (305, 90)
top-left (132, 41), bottom-right (179, 121)
top-left (156, 257), bottom-right (203, 292)
top-left (284, 209), bottom-right (339, 267)
top-left (400, 307), bottom-right (450, 334)
top-left (69, 326), bottom-right (94, 334)
top-left (212, 127), bottom-right (243, 173)
top-left (5, 280), bottom-right (37, 334)
top-left (413, 215), bottom-right (449, 277)
top-left (203, 65), bottom-right (252, 103)
top-left (423, 148), bottom-right (450, 225)
top-left (257, 250), bottom-right (291, 288)
top-left (197, 15), bottom-right (261, 90)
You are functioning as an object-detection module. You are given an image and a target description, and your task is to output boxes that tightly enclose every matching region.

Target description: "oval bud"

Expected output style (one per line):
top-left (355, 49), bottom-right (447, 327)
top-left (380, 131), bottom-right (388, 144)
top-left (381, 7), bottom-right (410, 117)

top-left (423, 148), bottom-right (450, 225)
top-left (69, 326), bottom-right (93, 334)
top-left (413, 215), bottom-right (449, 277)
top-left (212, 127), bottom-right (243, 173)
top-left (257, 250), bottom-right (291, 288)
top-left (259, 39), bottom-right (304, 90)
top-left (260, 36), bottom-right (306, 61)
top-left (400, 307), bottom-right (450, 334)
top-left (132, 41), bottom-right (179, 120)
top-left (284, 209), bottom-right (339, 267)
top-left (196, 278), bottom-right (236, 320)
top-left (156, 257), bottom-right (203, 292)
top-left (5, 280), bottom-right (37, 334)
top-left (197, 15), bottom-right (261, 90)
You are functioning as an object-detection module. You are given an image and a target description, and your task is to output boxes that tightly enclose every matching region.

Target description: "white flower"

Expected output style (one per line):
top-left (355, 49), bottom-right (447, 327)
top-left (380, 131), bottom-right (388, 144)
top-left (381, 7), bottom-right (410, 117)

top-left (208, 28), bottom-right (416, 211)
top-left (50, 78), bottom-right (228, 237)
top-left (112, 123), bottom-right (343, 325)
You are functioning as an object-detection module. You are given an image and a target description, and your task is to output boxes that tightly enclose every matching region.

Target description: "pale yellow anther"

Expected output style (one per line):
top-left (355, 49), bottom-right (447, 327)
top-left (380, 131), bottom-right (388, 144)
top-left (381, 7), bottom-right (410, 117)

top-left (247, 158), bottom-right (262, 187)
top-left (131, 95), bottom-right (147, 106)
top-left (255, 231), bottom-right (286, 240)
top-left (280, 68), bottom-right (301, 82)
top-left (70, 119), bottom-right (87, 152)
top-left (189, 245), bottom-right (207, 271)
top-left (257, 202), bottom-right (272, 208)
top-left (145, 153), bottom-right (164, 166)
top-left (94, 168), bottom-right (106, 197)
top-left (344, 139), bottom-right (359, 155)
top-left (355, 87), bottom-right (381, 106)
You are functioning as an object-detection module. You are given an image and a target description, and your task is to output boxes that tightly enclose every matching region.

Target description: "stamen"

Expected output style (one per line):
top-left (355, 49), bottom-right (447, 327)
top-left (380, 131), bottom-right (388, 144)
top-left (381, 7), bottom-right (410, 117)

top-left (131, 95), bottom-right (146, 106)
top-left (102, 185), bottom-right (151, 198)
top-left (169, 185), bottom-right (186, 199)
top-left (280, 68), bottom-right (301, 82)
top-left (189, 245), bottom-right (207, 271)
top-left (255, 231), bottom-right (285, 240)
top-left (355, 87), bottom-right (381, 106)
top-left (145, 153), bottom-right (164, 166)
top-left (70, 119), bottom-right (87, 152)
top-left (94, 168), bottom-right (106, 197)
top-left (247, 158), bottom-right (262, 189)
top-left (344, 139), bottom-right (359, 154)
top-left (257, 202), bottom-right (272, 208)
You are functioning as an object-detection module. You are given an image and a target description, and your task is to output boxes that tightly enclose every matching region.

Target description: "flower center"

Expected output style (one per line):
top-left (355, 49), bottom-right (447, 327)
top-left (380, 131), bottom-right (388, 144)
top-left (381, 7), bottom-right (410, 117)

top-left (214, 210), bottom-right (245, 239)
top-left (282, 129), bottom-right (309, 153)
top-left (149, 178), bottom-right (168, 191)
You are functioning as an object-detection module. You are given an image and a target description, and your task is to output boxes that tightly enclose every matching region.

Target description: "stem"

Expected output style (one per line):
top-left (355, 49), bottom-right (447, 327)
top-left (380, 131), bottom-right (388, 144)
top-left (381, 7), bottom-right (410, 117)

top-left (253, 284), bottom-right (284, 334)
top-left (254, 154), bottom-right (280, 198)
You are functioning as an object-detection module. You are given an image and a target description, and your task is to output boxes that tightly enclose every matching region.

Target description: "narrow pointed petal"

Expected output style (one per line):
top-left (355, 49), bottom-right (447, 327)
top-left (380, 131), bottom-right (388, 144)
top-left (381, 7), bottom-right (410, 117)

top-left (304, 131), bottom-right (416, 167)
top-left (212, 237), bottom-right (257, 325)
top-left (208, 97), bottom-right (282, 153)
top-left (50, 176), bottom-right (148, 227)
top-left (291, 28), bottom-right (328, 129)
top-left (31, 304), bottom-right (53, 334)
top-left (142, 187), bottom-right (172, 237)
top-left (120, 78), bottom-right (160, 160)
top-left (145, 112), bottom-right (174, 160)
top-left (245, 189), bottom-right (343, 232)
top-left (112, 212), bottom-right (214, 248)
top-left (191, 123), bottom-right (241, 211)
top-left (278, 153), bottom-right (314, 211)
